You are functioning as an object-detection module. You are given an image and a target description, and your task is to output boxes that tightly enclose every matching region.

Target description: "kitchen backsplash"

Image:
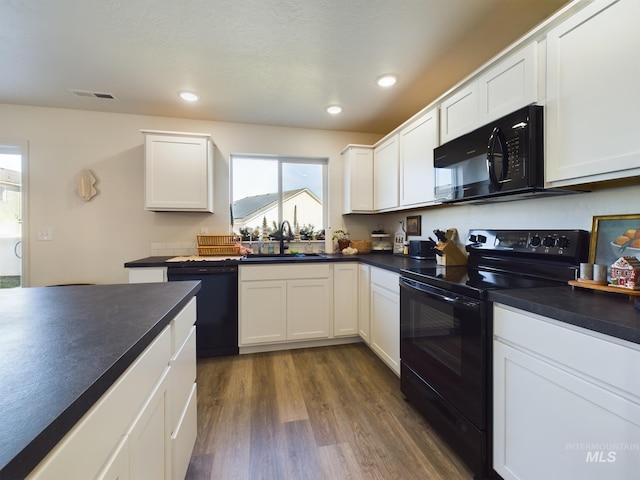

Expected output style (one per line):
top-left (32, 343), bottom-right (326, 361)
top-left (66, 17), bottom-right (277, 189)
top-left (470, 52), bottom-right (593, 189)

top-left (151, 242), bottom-right (198, 256)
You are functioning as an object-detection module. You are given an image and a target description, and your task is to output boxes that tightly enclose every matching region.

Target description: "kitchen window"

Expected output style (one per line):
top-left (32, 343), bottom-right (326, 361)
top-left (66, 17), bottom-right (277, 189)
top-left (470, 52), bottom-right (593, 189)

top-left (230, 154), bottom-right (328, 239)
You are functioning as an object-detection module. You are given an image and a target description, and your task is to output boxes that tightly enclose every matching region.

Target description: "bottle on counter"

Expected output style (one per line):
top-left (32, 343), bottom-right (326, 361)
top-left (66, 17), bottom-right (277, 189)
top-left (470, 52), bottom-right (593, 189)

top-left (325, 227), bottom-right (334, 254)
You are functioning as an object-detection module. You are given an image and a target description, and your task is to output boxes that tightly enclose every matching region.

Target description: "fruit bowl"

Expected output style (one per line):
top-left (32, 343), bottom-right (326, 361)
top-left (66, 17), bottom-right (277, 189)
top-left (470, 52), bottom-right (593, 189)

top-left (610, 241), bottom-right (640, 259)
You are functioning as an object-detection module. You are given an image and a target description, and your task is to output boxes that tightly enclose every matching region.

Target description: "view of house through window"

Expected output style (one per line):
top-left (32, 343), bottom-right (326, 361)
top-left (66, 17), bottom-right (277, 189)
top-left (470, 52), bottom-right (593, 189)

top-left (231, 155), bottom-right (327, 241)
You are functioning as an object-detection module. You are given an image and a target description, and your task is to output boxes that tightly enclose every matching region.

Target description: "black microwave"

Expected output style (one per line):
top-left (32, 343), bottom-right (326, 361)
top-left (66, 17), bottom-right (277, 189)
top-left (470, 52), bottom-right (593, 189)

top-left (434, 105), bottom-right (548, 203)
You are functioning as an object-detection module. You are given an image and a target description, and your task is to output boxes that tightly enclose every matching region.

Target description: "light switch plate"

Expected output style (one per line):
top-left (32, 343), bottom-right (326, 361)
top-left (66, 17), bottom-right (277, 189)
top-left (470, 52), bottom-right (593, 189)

top-left (37, 227), bottom-right (53, 241)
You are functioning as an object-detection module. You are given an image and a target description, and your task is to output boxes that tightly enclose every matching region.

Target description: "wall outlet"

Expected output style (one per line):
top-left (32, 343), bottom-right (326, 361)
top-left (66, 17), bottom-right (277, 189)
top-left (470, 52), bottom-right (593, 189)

top-left (200, 228), bottom-right (209, 234)
top-left (37, 227), bottom-right (53, 241)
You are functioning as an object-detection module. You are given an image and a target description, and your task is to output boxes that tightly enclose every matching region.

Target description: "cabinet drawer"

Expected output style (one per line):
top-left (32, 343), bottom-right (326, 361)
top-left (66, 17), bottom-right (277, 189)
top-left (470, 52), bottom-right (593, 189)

top-left (171, 297), bottom-right (196, 354)
top-left (240, 264), bottom-right (331, 281)
top-left (170, 326), bottom-right (196, 433)
top-left (128, 267), bottom-right (167, 284)
top-left (171, 383), bottom-right (198, 480)
top-left (370, 267), bottom-right (399, 292)
top-left (494, 304), bottom-right (640, 400)
top-left (94, 435), bottom-right (130, 480)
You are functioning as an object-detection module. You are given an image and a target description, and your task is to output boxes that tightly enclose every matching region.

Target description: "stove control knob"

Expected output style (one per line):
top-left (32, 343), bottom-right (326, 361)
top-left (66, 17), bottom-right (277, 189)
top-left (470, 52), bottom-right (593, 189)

top-left (530, 235), bottom-right (541, 247)
top-left (469, 234), bottom-right (477, 243)
top-left (557, 236), bottom-right (570, 248)
top-left (543, 236), bottom-right (556, 247)
top-left (477, 234), bottom-right (487, 244)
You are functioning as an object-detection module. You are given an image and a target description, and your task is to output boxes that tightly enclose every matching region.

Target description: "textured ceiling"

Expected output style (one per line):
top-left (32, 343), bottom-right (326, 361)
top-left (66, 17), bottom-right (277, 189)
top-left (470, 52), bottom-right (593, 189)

top-left (0, 0), bottom-right (570, 134)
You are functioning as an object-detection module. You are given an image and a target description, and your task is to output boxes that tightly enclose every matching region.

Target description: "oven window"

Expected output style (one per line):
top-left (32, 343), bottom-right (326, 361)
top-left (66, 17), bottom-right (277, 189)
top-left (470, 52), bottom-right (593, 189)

top-left (409, 299), bottom-right (461, 375)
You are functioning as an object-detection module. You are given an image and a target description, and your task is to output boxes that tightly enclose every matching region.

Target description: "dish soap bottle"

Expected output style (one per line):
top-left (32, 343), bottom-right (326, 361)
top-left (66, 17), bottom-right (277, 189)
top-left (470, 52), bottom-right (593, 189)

top-left (394, 221), bottom-right (406, 254)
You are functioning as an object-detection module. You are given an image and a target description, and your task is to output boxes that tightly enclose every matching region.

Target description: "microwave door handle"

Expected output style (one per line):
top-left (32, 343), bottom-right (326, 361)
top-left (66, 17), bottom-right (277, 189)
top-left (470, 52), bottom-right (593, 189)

top-left (487, 127), bottom-right (507, 189)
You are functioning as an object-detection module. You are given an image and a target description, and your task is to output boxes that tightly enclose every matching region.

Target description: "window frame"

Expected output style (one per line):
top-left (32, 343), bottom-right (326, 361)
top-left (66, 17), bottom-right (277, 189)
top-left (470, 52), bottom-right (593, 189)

top-left (230, 153), bottom-right (329, 235)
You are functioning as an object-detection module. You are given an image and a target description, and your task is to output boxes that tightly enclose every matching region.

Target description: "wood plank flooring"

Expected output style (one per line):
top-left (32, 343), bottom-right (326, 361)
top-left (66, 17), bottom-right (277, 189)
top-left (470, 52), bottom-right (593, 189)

top-left (186, 343), bottom-right (473, 480)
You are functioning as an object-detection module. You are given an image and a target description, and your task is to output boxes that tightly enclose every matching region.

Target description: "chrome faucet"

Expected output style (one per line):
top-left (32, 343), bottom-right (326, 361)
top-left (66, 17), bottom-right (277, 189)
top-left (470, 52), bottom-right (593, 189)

top-left (279, 220), bottom-right (292, 255)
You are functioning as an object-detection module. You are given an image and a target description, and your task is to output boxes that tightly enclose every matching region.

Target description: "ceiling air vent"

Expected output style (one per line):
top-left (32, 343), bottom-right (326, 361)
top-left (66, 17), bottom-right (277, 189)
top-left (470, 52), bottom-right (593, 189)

top-left (69, 89), bottom-right (118, 100)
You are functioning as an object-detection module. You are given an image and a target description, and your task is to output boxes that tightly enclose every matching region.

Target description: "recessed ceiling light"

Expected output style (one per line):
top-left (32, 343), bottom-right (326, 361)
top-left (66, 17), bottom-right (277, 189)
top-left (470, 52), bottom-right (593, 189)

top-left (376, 74), bottom-right (398, 88)
top-left (179, 91), bottom-right (199, 102)
top-left (326, 105), bottom-right (343, 115)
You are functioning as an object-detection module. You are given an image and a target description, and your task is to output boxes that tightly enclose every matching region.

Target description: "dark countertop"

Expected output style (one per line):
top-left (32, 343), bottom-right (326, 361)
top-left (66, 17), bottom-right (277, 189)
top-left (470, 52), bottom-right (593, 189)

top-left (124, 252), bottom-right (429, 274)
top-left (490, 286), bottom-right (640, 345)
top-left (0, 281), bottom-right (201, 479)
top-left (124, 254), bottom-right (640, 345)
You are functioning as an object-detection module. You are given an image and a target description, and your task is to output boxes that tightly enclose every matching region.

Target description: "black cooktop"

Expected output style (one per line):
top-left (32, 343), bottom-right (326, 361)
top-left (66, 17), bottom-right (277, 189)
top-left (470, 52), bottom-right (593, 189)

top-left (401, 264), bottom-right (568, 300)
top-left (401, 229), bottom-right (590, 300)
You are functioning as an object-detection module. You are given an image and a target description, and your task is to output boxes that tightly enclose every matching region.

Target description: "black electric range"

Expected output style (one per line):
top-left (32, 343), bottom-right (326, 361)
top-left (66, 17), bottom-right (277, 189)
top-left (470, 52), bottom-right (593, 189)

top-left (399, 229), bottom-right (589, 480)
top-left (401, 229), bottom-right (590, 298)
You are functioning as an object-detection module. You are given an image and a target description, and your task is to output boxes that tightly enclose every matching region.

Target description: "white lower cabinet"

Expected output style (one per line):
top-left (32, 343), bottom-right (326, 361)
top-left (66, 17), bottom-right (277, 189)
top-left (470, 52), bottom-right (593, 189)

top-left (240, 280), bottom-right (288, 344)
top-left (493, 304), bottom-right (640, 480)
top-left (128, 367), bottom-right (171, 480)
top-left (369, 267), bottom-right (400, 376)
top-left (128, 267), bottom-right (167, 283)
top-left (171, 384), bottom-right (197, 480)
top-left (287, 278), bottom-right (333, 340)
top-left (27, 297), bottom-right (197, 480)
top-left (95, 435), bottom-right (130, 480)
top-left (239, 264), bottom-right (334, 346)
top-left (358, 264), bottom-right (371, 344)
top-left (333, 263), bottom-right (359, 337)
top-left (169, 325), bottom-right (197, 480)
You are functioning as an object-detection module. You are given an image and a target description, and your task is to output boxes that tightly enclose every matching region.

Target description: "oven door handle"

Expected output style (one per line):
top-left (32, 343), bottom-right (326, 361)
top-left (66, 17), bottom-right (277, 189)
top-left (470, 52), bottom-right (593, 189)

top-left (400, 277), bottom-right (480, 310)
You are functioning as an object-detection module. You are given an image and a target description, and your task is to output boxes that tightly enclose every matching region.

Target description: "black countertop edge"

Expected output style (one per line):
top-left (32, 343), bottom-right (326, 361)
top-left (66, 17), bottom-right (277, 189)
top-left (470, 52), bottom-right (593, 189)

top-left (124, 253), bottom-right (429, 274)
top-left (489, 286), bottom-right (640, 345)
top-left (0, 281), bottom-right (201, 479)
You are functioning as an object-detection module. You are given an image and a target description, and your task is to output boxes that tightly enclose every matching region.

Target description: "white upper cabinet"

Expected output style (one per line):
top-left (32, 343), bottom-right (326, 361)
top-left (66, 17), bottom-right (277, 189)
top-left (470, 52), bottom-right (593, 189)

top-left (478, 42), bottom-right (538, 125)
top-left (440, 83), bottom-right (478, 144)
top-left (342, 145), bottom-right (374, 213)
top-left (440, 41), bottom-right (538, 145)
top-left (142, 130), bottom-right (214, 212)
top-left (373, 134), bottom-right (399, 211)
top-left (545, 0), bottom-right (640, 186)
top-left (399, 107), bottom-right (439, 208)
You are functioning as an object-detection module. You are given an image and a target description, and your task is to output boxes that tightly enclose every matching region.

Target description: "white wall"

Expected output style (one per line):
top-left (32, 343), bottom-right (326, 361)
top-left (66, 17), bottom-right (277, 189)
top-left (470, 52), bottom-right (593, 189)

top-left (0, 103), bottom-right (381, 286)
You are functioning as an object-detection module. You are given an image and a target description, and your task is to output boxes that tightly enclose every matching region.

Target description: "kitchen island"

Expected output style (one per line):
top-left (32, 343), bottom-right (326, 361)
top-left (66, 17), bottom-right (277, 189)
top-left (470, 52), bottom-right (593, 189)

top-left (0, 281), bottom-right (200, 479)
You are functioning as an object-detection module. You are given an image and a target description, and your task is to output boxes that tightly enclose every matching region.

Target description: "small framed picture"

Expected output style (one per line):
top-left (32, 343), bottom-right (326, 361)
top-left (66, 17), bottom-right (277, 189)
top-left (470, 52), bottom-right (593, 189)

top-left (406, 215), bottom-right (422, 236)
top-left (589, 213), bottom-right (640, 265)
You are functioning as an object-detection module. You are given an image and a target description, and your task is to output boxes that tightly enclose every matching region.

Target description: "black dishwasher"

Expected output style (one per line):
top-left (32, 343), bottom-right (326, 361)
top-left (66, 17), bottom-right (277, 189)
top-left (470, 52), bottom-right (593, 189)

top-left (168, 264), bottom-right (238, 357)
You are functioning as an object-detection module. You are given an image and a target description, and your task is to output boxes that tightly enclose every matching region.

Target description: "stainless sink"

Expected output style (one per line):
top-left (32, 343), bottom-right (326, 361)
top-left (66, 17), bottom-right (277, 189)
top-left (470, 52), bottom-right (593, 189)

top-left (242, 253), bottom-right (326, 261)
